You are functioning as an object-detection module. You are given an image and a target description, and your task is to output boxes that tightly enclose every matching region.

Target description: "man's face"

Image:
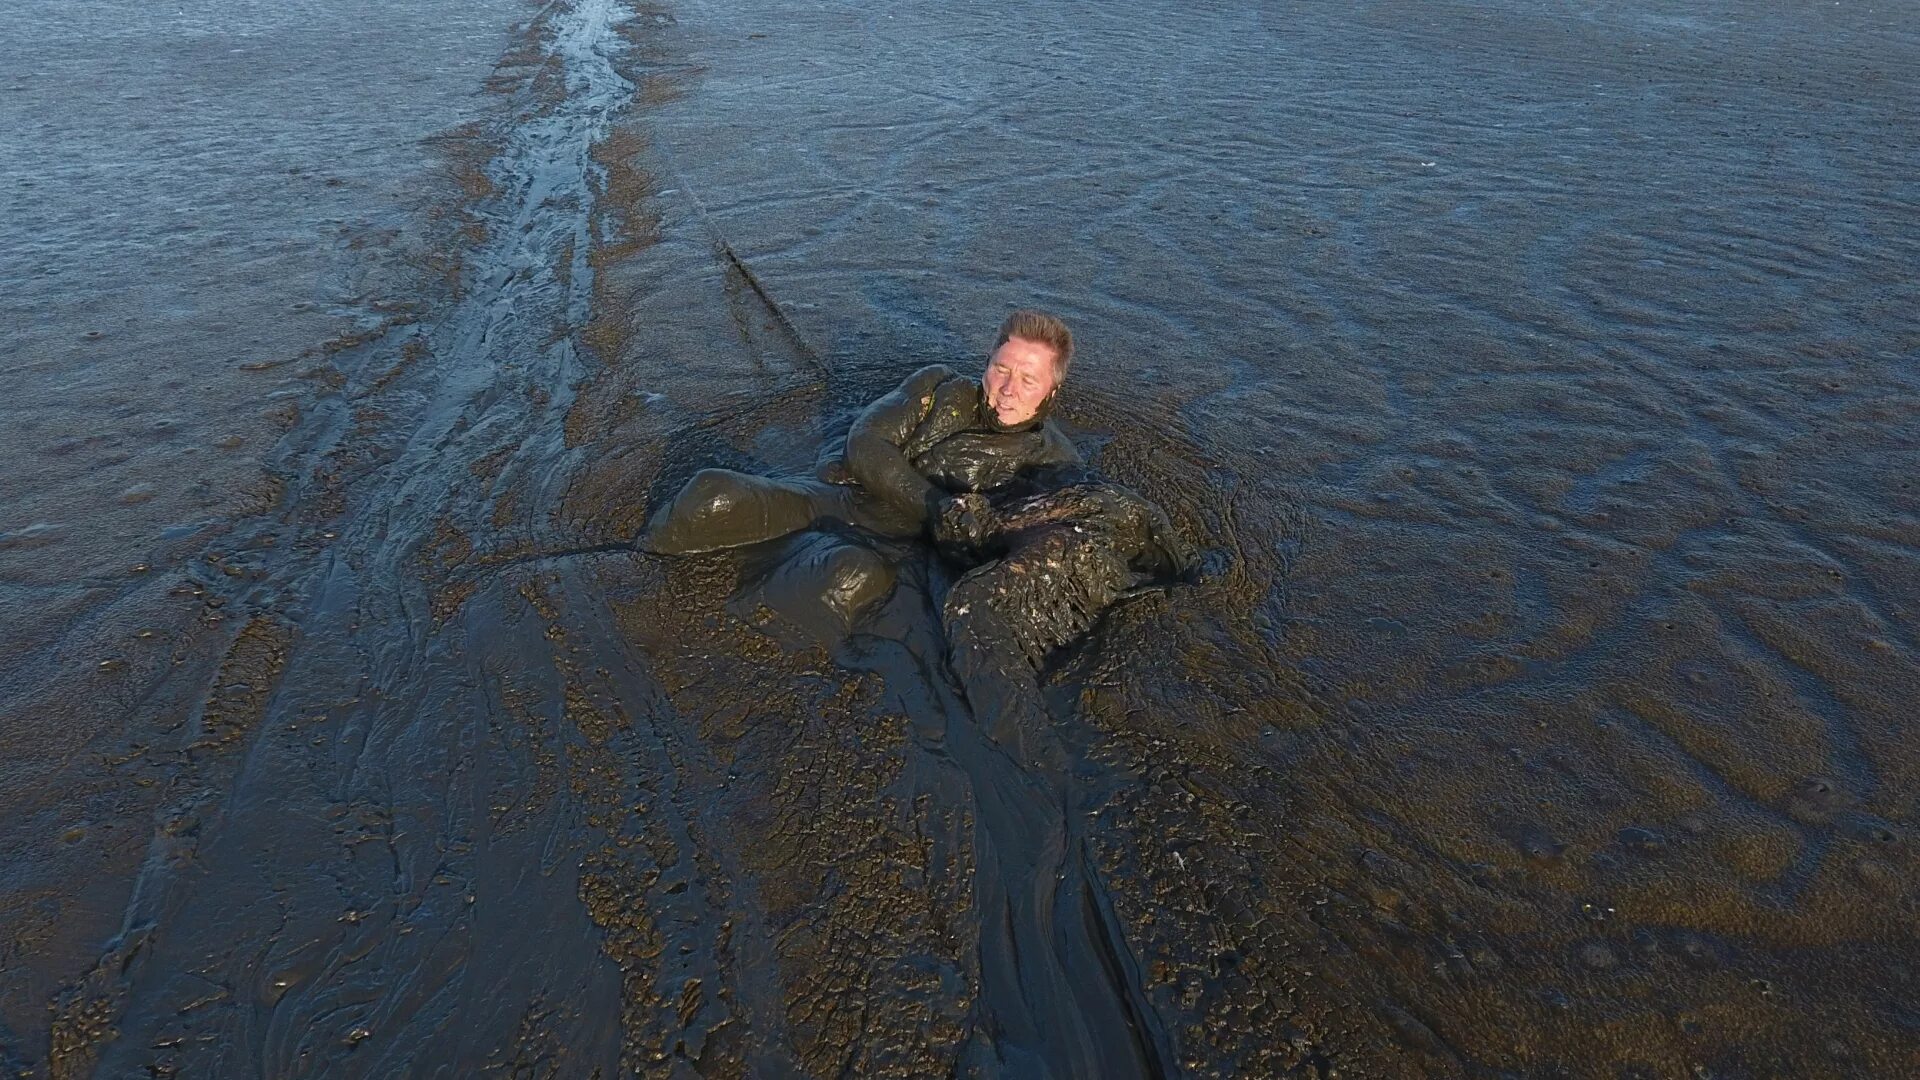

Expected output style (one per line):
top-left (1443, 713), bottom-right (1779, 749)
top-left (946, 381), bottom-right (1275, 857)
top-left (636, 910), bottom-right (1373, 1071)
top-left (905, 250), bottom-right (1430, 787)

top-left (983, 335), bottom-right (1061, 427)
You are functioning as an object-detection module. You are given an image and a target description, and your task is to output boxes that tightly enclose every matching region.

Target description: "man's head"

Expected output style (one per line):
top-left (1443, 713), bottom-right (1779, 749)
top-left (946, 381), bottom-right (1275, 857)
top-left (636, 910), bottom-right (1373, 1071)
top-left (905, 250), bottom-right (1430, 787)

top-left (983, 309), bottom-right (1073, 428)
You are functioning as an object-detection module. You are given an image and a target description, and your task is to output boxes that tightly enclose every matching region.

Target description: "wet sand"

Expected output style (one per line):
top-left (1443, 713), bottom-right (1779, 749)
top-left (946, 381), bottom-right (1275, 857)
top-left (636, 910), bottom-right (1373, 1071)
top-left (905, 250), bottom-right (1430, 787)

top-left (4, 0), bottom-right (1917, 1076)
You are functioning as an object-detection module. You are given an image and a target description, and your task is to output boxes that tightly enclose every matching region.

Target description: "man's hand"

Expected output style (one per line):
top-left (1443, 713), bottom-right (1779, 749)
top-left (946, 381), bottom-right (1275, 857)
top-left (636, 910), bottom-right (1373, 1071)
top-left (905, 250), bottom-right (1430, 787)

top-left (932, 493), bottom-right (994, 557)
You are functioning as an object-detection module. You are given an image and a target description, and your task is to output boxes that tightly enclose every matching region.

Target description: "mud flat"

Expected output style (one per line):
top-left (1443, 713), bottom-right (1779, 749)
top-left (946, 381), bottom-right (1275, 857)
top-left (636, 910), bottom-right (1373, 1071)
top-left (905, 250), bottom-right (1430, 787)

top-left (1, 0), bottom-right (564, 1072)
top-left (5, 0), bottom-right (1919, 1077)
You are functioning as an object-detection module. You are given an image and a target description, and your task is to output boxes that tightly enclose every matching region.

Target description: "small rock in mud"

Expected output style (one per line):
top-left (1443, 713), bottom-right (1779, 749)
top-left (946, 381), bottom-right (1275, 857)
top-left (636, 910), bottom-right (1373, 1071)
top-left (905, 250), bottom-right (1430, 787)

top-left (1784, 776), bottom-right (1848, 825)
top-left (1839, 815), bottom-right (1901, 847)
top-left (118, 483), bottom-right (157, 505)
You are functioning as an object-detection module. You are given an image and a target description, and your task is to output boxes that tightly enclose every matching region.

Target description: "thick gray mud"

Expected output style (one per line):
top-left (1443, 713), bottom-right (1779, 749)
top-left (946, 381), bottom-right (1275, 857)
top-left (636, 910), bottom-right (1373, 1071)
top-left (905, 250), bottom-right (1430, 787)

top-left (3, 0), bottom-right (1918, 1077)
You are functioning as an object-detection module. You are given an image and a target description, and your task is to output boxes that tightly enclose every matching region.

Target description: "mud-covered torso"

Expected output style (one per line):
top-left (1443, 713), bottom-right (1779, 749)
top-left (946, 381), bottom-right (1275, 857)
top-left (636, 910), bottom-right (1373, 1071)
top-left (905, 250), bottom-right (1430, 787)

top-left (911, 428), bottom-right (1058, 494)
top-left (821, 366), bottom-right (1079, 500)
top-left (898, 375), bottom-right (1071, 494)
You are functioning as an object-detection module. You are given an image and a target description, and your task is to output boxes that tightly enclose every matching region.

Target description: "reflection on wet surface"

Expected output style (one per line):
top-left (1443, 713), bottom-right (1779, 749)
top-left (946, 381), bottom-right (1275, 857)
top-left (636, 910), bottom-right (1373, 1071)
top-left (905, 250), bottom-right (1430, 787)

top-left (3, 0), bottom-right (1917, 1076)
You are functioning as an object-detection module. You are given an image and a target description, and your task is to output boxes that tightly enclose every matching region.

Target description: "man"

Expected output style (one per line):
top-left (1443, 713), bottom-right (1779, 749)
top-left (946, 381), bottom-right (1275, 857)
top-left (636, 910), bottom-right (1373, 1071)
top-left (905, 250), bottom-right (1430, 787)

top-left (641, 310), bottom-right (1083, 626)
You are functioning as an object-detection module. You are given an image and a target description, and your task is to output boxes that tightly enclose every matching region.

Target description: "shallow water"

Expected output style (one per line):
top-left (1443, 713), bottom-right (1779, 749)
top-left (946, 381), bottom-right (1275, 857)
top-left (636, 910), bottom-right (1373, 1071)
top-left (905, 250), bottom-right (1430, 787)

top-left (3, 0), bottom-right (1917, 1076)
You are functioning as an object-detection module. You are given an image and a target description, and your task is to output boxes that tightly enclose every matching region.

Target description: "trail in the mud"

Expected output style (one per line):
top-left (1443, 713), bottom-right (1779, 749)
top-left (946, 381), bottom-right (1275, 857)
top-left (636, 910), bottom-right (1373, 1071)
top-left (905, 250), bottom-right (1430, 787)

top-left (0, 2), bottom-right (526, 1065)
top-left (42, 1), bottom-right (651, 1074)
top-left (936, 675), bottom-right (1171, 1077)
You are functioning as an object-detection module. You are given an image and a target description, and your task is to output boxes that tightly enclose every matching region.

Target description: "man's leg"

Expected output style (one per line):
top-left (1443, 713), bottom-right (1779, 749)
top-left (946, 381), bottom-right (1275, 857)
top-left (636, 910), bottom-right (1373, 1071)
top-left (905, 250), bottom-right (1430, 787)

top-left (641, 468), bottom-right (851, 554)
top-left (726, 530), bottom-right (899, 644)
top-left (767, 533), bottom-right (898, 630)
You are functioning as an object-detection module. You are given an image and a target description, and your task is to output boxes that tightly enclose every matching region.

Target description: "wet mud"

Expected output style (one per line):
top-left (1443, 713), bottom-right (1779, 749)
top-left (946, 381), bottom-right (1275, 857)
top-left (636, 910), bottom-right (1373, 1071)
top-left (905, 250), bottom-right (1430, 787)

top-left (4, 0), bottom-right (1918, 1077)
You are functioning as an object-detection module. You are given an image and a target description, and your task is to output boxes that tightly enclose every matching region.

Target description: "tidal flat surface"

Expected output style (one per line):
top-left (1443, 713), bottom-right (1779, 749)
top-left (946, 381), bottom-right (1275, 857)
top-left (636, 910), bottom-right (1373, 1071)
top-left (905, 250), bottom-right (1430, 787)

top-left (2, 0), bottom-right (1917, 1076)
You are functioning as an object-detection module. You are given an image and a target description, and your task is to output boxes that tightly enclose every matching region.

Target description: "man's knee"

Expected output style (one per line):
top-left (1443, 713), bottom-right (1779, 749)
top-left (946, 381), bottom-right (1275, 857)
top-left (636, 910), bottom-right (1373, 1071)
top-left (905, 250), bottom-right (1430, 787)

top-left (643, 469), bottom-right (813, 554)
top-left (643, 469), bottom-right (738, 553)
top-left (682, 468), bottom-right (746, 516)
top-left (818, 543), bottom-right (895, 620)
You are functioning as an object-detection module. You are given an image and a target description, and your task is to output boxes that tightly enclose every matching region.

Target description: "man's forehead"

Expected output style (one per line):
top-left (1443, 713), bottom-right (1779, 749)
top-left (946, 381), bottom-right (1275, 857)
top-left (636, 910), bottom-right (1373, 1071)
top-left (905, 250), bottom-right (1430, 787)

top-left (996, 337), bottom-right (1056, 364)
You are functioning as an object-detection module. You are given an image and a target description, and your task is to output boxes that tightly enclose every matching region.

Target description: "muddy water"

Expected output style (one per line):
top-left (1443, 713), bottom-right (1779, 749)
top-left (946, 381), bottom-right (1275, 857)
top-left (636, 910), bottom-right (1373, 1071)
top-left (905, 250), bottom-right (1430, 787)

top-left (3, 0), bottom-right (1917, 1076)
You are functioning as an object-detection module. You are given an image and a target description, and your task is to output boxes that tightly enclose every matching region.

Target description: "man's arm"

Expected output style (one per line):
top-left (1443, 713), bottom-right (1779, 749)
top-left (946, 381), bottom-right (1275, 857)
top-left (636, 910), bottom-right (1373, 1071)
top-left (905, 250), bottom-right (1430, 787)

top-left (844, 363), bottom-right (955, 524)
top-left (997, 420), bottom-right (1087, 493)
top-left (1036, 421), bottom-right (1083, 467)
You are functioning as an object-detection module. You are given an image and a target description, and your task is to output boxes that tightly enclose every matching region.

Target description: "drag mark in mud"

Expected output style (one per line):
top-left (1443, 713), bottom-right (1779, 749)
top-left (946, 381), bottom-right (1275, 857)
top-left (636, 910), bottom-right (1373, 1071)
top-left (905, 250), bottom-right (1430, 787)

top-left (37, 1), bottom-right (682, 1075)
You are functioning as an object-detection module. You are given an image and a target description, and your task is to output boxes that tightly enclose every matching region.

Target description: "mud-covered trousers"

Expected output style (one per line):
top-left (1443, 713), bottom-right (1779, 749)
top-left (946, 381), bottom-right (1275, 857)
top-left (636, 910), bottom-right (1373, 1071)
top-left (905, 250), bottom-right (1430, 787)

top-left (640, 467), bottom-right (917, 629)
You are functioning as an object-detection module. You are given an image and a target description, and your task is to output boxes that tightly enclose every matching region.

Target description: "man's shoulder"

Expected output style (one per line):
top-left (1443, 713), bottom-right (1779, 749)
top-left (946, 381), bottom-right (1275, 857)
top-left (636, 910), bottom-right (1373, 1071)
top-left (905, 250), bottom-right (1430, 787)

top-left (899, 362), bottom-right (966, 393)
top-left (905, 364), bottom-right (985, 417)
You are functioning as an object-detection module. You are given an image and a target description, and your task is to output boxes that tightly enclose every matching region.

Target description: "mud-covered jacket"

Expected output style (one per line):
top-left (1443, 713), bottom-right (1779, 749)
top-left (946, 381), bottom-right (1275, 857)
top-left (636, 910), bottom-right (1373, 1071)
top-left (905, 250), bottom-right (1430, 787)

top-left (817, 364), bottom-right (1081, 528)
